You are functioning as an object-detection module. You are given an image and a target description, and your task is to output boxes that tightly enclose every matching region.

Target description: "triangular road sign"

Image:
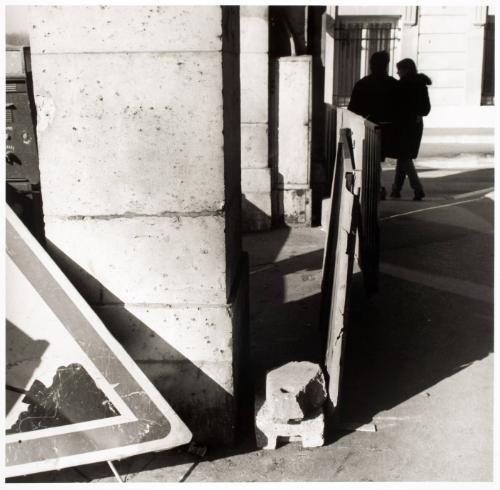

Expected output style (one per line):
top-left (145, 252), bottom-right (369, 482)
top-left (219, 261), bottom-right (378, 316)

top-left (5, 206), bottom-right (192, 478)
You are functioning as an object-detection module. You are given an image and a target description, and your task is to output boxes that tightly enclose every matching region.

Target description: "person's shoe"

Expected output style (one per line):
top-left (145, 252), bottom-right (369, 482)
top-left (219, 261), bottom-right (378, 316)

top-left (390, 189), bottom-right (401, 198)
top-left (413, 190), bottom-right (425, 201)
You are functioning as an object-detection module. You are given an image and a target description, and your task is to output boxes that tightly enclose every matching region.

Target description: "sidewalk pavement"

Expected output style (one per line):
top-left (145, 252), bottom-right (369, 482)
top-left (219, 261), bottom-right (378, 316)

top-left (383, 153), bottom-right (494, 170)
top-left (10, 162), bottom-right (494, 483)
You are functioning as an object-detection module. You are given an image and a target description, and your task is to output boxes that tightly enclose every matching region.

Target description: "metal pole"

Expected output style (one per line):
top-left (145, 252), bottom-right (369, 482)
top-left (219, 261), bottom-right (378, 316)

top-left (107, 461), bottom-right (124, 483)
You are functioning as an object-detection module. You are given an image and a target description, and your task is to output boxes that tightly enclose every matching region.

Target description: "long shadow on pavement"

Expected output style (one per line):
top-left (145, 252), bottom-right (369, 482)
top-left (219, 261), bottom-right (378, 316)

top-left (9, 196), bottom-right (493, 481)
top-left (336, 198), bottom-right (493, 431)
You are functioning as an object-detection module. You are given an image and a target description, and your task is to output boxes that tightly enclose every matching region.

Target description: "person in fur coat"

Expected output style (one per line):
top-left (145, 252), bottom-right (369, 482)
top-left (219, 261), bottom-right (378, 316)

top-left (389, 58), bottom-right (432, 201)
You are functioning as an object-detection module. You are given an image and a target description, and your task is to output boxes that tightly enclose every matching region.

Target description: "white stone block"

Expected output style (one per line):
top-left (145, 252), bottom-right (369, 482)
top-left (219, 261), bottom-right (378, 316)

top-left (29, 6), bottom-right (223, 54)
top-left (241, 123), bottom-right (268, 169)
top-left (44, 216), bottom-right (227, 305)
top-left (278, 56), bottom-right (312, 186)
top-left (241, 168), bottom-right (271, 194)
top-left (31, 52), bottom-right (226, 217)
top-left (254, 362), bottom-right (326, 449)
top-left (241, 53), bottom-right (268, 123)
top-left (240, 6), bottom-right (268, 53)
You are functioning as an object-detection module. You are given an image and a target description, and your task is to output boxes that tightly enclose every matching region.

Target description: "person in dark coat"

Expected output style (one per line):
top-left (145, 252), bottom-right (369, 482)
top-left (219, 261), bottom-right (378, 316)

top-left (348, 50), bottom-right (398, 199)
top-left (389, 58), bottom-right (432, 201)
top-left (348, 50), bottom-right (398, 123)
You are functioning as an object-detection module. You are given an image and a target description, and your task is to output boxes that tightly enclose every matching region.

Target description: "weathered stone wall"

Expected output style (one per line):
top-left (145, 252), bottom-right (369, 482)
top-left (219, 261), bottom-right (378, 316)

top-left (28, 5), bottom-right (247, 444)
top-left (240, 6), bottom-right (272, 232)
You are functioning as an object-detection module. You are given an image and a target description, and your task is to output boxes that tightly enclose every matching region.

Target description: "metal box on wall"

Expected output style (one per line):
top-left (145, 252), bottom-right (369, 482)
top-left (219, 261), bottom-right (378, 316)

top-left (6, 45), bottom-right (44, 243)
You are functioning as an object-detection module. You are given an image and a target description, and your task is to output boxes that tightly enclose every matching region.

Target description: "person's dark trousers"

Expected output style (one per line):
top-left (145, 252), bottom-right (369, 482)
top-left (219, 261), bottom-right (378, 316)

top-left (392, 158), bottom-right (424, 193)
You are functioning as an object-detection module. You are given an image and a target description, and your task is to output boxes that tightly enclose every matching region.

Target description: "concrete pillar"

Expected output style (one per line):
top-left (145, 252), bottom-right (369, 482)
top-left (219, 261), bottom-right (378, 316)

top-left (240, 6), bottom-right (272, 232)
top-left (28, 5), bottom-right (247, 444)
top-left (275, 56), bottom-right (313, 225)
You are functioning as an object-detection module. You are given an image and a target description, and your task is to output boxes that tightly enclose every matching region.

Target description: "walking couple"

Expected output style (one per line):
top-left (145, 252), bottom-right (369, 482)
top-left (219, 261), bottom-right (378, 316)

top-left (348, 51), bottom-right (432, 201)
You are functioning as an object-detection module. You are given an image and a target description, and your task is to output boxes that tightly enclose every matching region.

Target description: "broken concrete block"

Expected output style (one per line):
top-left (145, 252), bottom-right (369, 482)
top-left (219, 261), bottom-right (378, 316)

top-left (266, 361), bottom-right (327, 422)
top-left (254, 361), bottom-right (326, 449)
top-left (255, 397), bottom-right (324, 449)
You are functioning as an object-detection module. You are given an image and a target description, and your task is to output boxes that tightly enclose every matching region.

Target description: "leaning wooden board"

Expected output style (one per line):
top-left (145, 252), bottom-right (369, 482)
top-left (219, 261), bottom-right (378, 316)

top-left (322, 129), bottom-right (360, 409)
top-left (5, 206), bottom-right (192, 477)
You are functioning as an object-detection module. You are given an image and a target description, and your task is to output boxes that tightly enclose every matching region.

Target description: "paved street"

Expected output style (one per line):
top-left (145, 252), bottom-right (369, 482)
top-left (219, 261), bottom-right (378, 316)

top-left (10, 158), bottom-right (494, 483)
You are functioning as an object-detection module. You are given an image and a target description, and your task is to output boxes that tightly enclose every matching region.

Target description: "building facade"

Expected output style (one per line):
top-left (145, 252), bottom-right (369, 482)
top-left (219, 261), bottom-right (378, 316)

top-left (323, 5), bottom-right (495, 156)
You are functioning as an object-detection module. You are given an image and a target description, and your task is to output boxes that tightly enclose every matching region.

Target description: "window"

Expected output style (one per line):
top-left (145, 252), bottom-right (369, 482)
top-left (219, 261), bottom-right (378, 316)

top-left (481, 14), bottom-right (494, 105)
top-left (332, 19), bottom-right (400, 106)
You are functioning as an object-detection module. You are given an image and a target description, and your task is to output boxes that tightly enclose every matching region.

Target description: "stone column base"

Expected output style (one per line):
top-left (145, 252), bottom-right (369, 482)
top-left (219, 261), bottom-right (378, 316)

top-left (274, 188), bottom-right (312, 226)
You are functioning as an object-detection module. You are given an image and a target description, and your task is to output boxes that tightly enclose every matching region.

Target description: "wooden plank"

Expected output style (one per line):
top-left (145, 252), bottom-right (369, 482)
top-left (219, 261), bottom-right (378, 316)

top-left (5, 207), bottom-right (192, 478)
top-left (320, 141), bottom-right (344, 339)
top-left (322, 129), bottom-right (360, 409)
